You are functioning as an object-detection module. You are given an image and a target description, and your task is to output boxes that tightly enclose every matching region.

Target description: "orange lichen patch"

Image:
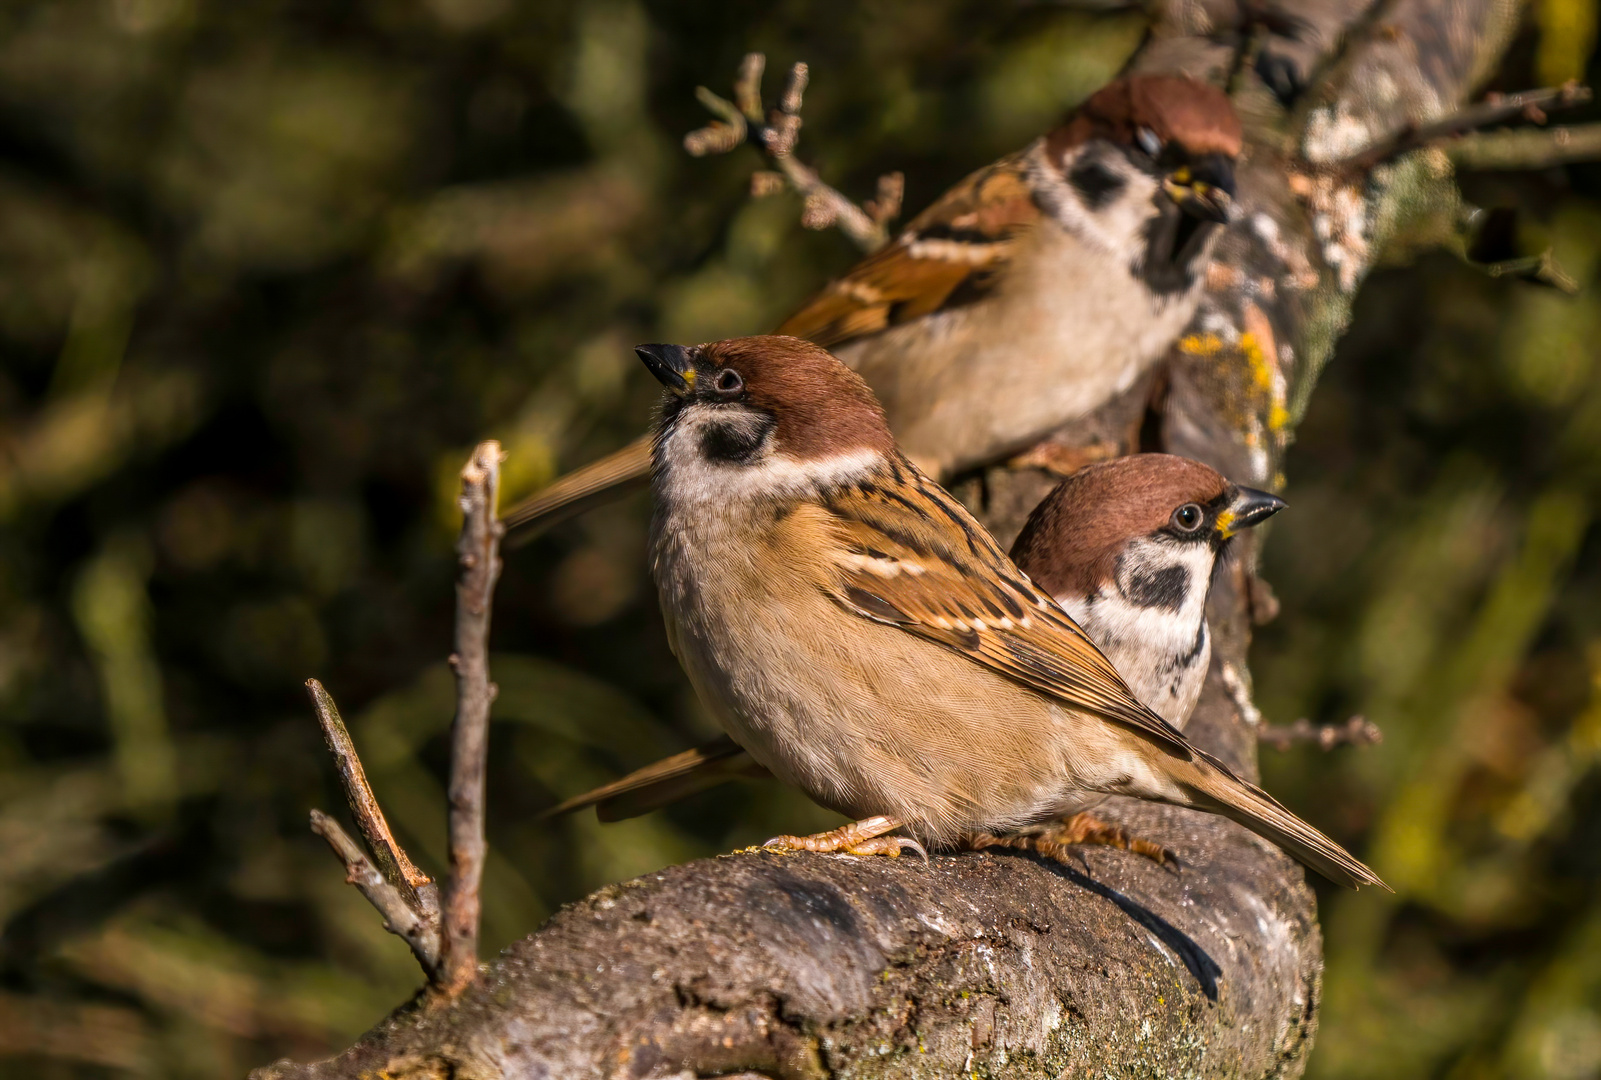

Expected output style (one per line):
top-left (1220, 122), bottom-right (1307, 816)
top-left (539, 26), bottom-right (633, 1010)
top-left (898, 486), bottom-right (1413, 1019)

top-left (1178, 332), bottom-right (1225, 357)
top-left (1241, 303), bottom-right (1291, 433)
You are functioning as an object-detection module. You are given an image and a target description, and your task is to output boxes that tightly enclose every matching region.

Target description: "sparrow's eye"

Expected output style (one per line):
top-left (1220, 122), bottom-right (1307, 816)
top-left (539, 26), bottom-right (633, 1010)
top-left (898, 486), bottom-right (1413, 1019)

top-left (713, 368), bottom-right (744, 396)
top-left (1171, 503), bottom-right (1204, 533)
top-left (1136, 126), bottom-right (1162, 158)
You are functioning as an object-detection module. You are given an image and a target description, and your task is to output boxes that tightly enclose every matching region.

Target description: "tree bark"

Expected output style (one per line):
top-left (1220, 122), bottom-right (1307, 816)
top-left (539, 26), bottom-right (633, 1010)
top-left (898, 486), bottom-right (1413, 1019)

top-left (253, 1), bottom-right (1529, 1076)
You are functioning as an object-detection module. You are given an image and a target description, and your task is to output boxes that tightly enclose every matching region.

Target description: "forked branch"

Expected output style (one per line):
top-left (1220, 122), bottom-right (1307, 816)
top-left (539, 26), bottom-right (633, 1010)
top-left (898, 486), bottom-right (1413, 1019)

top-left (307, 678), bottom-right (437, 913)
top-left (1336, 82), bottom-right (1593, 171)
top-left (685, 53), bottom-right (903, 252)
top-left (304, 440), bottom-right (506, 1000)
top-left (309, 811), bottom-right (441, 976)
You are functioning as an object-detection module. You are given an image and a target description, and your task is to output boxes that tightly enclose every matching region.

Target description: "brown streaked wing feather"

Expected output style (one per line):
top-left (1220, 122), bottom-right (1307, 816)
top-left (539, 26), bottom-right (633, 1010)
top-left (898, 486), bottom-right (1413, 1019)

top-left (809, 467), bottom-right (1193, 759)
top-left (777, 152), bottom-right (1041, 350)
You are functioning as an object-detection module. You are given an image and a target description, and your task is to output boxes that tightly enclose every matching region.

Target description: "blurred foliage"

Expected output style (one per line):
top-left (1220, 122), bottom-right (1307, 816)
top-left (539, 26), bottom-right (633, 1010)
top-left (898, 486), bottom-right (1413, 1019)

top-left (0, 0), bottom-right (1598, 1076)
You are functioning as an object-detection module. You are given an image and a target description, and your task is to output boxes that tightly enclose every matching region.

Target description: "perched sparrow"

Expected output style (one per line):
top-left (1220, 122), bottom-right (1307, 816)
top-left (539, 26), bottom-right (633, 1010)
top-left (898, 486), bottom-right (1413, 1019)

top-left (609, 334), bottom-right (1381, 889)
top-left (546, 454), bottom-right (1281, 819)
top-left (504, 74), bottom-right (1241, 534)
top-left (1011, 454), bottom-right (1283, 727)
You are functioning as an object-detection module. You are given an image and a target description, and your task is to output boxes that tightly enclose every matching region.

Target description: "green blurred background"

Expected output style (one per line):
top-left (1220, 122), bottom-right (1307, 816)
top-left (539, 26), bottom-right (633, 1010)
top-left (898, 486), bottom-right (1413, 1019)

top-left (1, 1), bottom-right (1599, 1076)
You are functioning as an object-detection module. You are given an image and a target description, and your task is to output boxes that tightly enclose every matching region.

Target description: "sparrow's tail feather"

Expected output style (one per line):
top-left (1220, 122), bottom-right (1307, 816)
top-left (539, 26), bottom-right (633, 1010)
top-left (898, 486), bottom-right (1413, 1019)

top-left (504, 435), bottom-right (653, 545)
top-left (1172, 749), bottom-right (1390, 891)
top-left (537, 736), bottom-right (765, 822)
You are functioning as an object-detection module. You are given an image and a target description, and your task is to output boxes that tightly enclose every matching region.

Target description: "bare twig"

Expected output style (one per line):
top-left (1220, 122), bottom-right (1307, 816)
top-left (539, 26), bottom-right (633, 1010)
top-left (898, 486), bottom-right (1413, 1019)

top-left (1337, 83), bottom-right (1592, 171)
top-left (307, 679), bottom-right (437, 915)
top-left (1476, 250), bottom-right (1581, 293)
top-left (1258, 715), bottom-right (1384, 752)
top-left (1449, 123), bottom-right (1601, 171)
top-left (439, 440), bottom-right (506, 996)
top-left (306, 442), bottom-right (507, 993)
top-left (685, 53), bottom-right (900, 252)
top-left (306, 678), bottom-right (441, 978)
top-left (310, 811), bottom-right (441, 976)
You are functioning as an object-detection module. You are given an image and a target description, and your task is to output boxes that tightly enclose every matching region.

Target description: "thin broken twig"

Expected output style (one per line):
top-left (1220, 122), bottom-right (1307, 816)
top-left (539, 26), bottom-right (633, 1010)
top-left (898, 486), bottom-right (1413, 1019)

top-left (307, 678), bottom-right (437, 916)
top-left (310, 810), bottom-right (441, 976)
top-left (306, 678), bottom-right (440, 977)
top-left (305, 441), bottom-right (507, 995)
top-left (685, 53), bottom-right (901, 252)
top-left (439, 440), bottom-right (506, 996)
top-left (1336, 83), bottom-right (1592, 171)
top-left (1449, 123), bottom-right (1601, 171)
top-left (1258, 715), bottom-right (1383, 752)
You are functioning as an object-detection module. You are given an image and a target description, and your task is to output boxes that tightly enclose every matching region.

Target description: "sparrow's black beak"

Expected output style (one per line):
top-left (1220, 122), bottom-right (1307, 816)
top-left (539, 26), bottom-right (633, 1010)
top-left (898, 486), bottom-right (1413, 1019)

top-left (636, 343), bottom-right (697, 397)
top-left (1164, 153), bottom-right (1235, 224)
top-left (1217, 486), bottom-right (1285, 539)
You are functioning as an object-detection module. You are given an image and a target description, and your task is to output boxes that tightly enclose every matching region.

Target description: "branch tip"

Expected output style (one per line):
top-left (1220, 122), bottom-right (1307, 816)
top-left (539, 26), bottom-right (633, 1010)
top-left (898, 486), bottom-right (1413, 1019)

top-left (305, 678), bottom-right (434, 899)
top-left (684, 53), bottom-right (893, 252)
top-left (1337, 83), bottom-right (1594, 171)
top-left (1259, 715), bottom-right (1384, 752)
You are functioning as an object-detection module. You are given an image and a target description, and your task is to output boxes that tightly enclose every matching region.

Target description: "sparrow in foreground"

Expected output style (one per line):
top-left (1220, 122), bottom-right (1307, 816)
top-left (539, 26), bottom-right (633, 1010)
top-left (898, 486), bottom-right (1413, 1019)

top-left (505, 74), bottom-right (1241, 534)
top-left (546, 453), bottom-right (1283, 823)
top-left (616, 334), bottom-right (1382, 889)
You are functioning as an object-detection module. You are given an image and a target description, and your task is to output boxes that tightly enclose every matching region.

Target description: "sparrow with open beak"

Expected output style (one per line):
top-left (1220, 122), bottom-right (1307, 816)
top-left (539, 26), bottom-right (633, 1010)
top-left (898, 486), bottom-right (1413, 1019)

top-left (504, 75), bottom-right (1241, 534)
top-left (546, 454), bottom-right (1283, 821)
top-left (614, 334), bottom-right (1381, 889)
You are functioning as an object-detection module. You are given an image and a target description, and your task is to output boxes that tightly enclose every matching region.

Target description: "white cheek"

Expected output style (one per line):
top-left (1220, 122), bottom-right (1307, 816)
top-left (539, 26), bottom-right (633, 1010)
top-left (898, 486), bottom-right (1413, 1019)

top-left (1031, 143), bottom-right (1163, 258)
top-left (656, 403), bottom-right (881, 507)
top-left (1053, 535), bottom-right (1216, 724)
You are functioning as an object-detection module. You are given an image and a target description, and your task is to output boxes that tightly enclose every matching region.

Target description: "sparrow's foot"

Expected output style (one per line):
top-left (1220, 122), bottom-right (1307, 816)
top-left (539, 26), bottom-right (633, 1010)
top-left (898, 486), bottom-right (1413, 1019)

top-left (969, 812), bottom-right (1176, 868)
top-left (763, 815), bottom-right (928, 861)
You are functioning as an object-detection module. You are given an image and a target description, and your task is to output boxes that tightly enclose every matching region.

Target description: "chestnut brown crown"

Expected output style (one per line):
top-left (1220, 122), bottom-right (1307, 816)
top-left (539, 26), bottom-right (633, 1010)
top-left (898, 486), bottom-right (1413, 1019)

top-left (639, 335), bottom-right (896, 461)
top-left (1045, 75), bottom-right (1243, 164)
top-left (1011, 454), bottom-right (1244, 600)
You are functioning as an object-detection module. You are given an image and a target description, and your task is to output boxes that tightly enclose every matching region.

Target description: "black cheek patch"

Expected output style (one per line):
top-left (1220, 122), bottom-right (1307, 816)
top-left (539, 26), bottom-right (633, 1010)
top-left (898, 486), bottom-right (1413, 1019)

top-left (1135, 208), bottom-right (1216, 297)
top-left (699, 412), bottom-right (776, 464)
top-left (1123, 564), bottom-right (1189, 612)
top-left (1069, 160), bottom-right (1126, 211)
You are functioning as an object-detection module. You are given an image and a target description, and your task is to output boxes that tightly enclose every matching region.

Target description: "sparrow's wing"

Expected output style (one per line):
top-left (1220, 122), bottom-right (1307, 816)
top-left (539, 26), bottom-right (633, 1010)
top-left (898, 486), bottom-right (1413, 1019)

top-left (506, 150), bottom-right (1040, 538)
top-left (537, 736), bottom-right (759, 821)
top-left (808, 458), bottom-right (1193, 759)
top-left (777, 151), bottom-right (1041, 349)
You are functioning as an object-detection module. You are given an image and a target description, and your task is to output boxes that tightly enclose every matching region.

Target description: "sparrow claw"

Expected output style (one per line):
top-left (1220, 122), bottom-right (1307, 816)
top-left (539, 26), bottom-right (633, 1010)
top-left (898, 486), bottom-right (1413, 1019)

top-left (845, 835), bottom-right (929, 863)
top-left (761, 815), bottom-right (920, 859)
top-left (966, 813), bottom-right (1178, 871)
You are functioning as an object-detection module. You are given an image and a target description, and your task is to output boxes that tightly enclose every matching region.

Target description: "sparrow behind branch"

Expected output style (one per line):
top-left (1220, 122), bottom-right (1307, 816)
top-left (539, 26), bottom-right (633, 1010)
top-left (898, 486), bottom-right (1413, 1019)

top-left (545, 453), bottom-right (1283, 820)
top-left (1011, 453), bottom-right (1283, 727)
top-left (612, 334), bottom-right (1381, 889)
top-left (505, 74), bottom-right (1241, 535)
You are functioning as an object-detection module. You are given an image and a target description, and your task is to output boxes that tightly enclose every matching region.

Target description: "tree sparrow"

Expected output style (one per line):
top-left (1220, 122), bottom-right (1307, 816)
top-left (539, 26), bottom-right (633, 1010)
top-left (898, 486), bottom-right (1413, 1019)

top-left (615, 334), bottom-right (1380, 889)
top-left (546, 454), bottom-right (1282, 818)
top-left (504, 75), bottom-right (1240, 534)
top-left (1010, 453), bottom-right (1283, 728)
